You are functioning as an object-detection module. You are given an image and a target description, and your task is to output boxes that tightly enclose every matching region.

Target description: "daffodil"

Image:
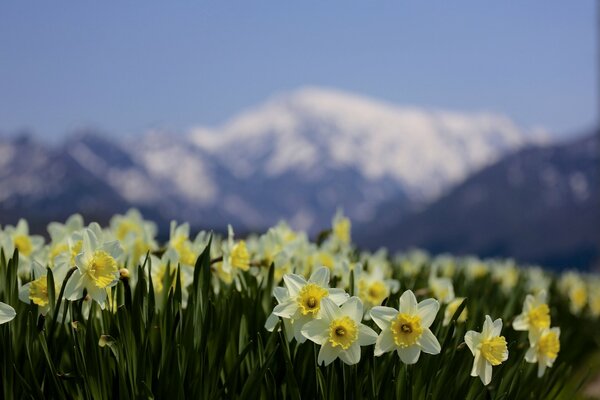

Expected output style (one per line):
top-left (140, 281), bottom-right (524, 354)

top-left (272, 267), bottom-right (349, 342)
top-left (64, 223), bottom-right (123, 309)
top-left (465, 315), bottom-right (509, 386)
top-left (428, 276), bottom-right (455, 304)
top-left (1, 219), bottom-right (44, 277)
top-left (513, 291), bottom-right (551, 332)
top-left (19, 260), bottom-right (61, 315)
top-left (0, 302), bottom-right (16, 324)
top-left (301, 297), bottom-right (377, 365)
top-left (525, 327), bottom-right (560, 377)
top-left (443, 297), bottom-right (468, 326)
top-left (264, 286), bottom-right (294, 342)
top-left (110, 209), bottom-right (158, 269)
top-left (331, 210), bottom-right (351, 245)
top-left (370, 290), bottom-right (441, 364)
top-left (354, 264), bottom-right (399, 315)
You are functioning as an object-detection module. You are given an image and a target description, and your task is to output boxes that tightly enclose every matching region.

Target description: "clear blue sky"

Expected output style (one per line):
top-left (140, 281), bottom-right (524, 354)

top-left (0, 1), bottom-right (597, 139)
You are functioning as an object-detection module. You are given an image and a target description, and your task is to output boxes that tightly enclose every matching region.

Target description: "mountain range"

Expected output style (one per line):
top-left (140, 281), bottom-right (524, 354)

top-left (2, 87), bottom-right (596, 269)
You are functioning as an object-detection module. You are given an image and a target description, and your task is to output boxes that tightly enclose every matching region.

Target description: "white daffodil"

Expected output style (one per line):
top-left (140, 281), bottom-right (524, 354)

top-left (443, 297), bottom-right (468, 326)
top-left (331, 210), bottom-right (351, 246)
top-left (428, 276), bottom-right (455, 304)
top-left (213, 226), bottom-right (251, 291)
top-left (272, 267), bottom-right (349, 343)
top-left (525, 327), bottom-right (560, 377)
top-left (465, 315), bottom-right (509, 386)
top-left (19, 260), bottom-right (62, 316)
top-left (370, 290), bottom-right (441, 364)
top-left (264, 286), bottom-right (294, 342)
top-left (512, 290), bottom-right (550, 332)
top-left (301, 297), bottom-right (377, 365)
top-left (0, 302), bottom-right (16, 324)
top-left (354, 264), bottom-right (400, 317)
top-left (1, 219), bottom-right (45, 277)
top-left (63, 223), bottom-right (123, 309)
top-left (110, 209), bottom-right (157, 269)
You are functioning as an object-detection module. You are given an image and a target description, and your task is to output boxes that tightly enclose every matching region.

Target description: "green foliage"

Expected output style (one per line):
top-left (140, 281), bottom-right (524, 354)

top-left (0, 244), bottom-right (598, 399)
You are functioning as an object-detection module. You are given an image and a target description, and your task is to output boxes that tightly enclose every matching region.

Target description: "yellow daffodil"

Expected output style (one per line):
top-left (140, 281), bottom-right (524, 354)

top-left (525, 327), bottom-right (560, 377)
top-left (272, 267), bottom-right (349, 343)
top-left (370, 290), bottom-right (441, 364)
top-left (513, 291), bottom-right (551, 332)
top-left (465, 315), bottom-right (508, 386)
top-left (301, 297), bottom-right (377, 365)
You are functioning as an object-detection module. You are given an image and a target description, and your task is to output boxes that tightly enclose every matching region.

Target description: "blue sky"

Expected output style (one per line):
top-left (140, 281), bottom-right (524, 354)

top-left (0, 1), bottom-right (596, 139)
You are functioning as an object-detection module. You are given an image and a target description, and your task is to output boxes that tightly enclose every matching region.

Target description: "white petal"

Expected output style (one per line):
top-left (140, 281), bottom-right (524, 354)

top-left (370, 306), bottom-right (398, 330)
top-left (273, 286), bottom-right (289, 303)
top-left (320, 297), bottom-right (341, 321)
top-left (301, 319), bottom-right (330, 345)
top-left (491, 318), bottom-right (503, 337)
top-left (399, 290), bottom-right (418, 315)
top-left (341, 296), bottom-right (363, 321)
top-left (537, 362), bottom-right (546, 378)
top-left (293, 317), bottom-right (309, 343)
top-left (19, 283), bottom-right (32, 304)
top-left (309, 267), bottom-right (330, 287)
top-left (524, 347), bottom-right (537, 363)
top-left (482, 315), bottom-right (494, 337)
top-left (417, 298), bottom-right (439, 328)
top-left (397, 345), bottom-right (421, 364)
top-left (464, 331), bottom-right (480, 355)
top-left (283, 274), bottom-right (306, 297)
top-left (273, 301), bottom-right (298, 318)
top-left (328, 288), bottom-right (350, 305)
top-left (88, 285), bottom-right (107, 309)
top-left (470, 354), bottom-right (480, 377)
top-left (283, 318), bottom-right (295, 342)
top-left (482, 360), bottom-right (492, 386)
top-left (264, 313), bottom-right (279, 332)
top-left (512, 314), bottom-right (528, 331)
top-left (64, 270), bottom-right (84, 301)
top-left (418, 329), bottom-right (441, 355)
top-left (318, 344), bottom-right (341, 366)
top-left (339, 343), bottom-right (361, 365)
top-left (0, 302), bottom-right (16, 324)
top-left (374, 329), bottom-right (395, 356)
top-left (358, 324), bottom-right (378, 346)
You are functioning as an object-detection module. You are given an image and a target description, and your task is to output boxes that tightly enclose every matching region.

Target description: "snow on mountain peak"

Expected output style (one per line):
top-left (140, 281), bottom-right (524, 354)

top-left (189, 86), bottom-right (548, 200)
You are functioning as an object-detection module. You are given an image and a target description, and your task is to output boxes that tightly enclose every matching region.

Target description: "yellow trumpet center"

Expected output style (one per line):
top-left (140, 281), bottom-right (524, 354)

top-left (359, 280), bottom-right (389, 306)
top-left (297, 283), bottom-right (328, 315)
top-left (29, 276), bottom-right (49, 307)
top-left (391, 313), bottom-right (424, 348)
top-left (230, 241), bottom-right (250, 271)
top-left (87, 250), bottom-right (118, 288)
top-left (528, 304), bottom-right (550, 330)
top-left (328, 316), bottom-right (358, 349)
top-left (539, 331), bottom-right (560, 360)
top-left (14, 234), bottom-right (33, 256)
top-left (480, 336), bottom-right (508, 366)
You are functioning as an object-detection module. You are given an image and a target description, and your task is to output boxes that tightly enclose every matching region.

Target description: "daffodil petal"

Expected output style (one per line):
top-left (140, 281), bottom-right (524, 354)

top-left (318, 344), bottom-right (341, 366)
top-left (301, 319), bottom-right (330, 345)
top-left (418, 328), bottom-right (441, 354)
top-left (309, 267), bottom-right (330, 287)
top-left (283, 274), bottom-right (307, 297)
top-left (370, 306), bottom-right (398, 330)
top-left (339, 343), bottom-right (361, 365)
top-left (374, 329), bottom-right (395, 356)
top-left (358, 325), bottom-right (378, 346)
top-left (340, 296), bottom-right (362, 321)
top-left (417, 298), bottom-right (439, 328)
top-left (399, 290), bottom-right (418, 315)
top-left (0, 302), bottom-right (16, 324)
top-left (328, 289), bottom-right (350, 305)
top-left (397, 345), bottom-right (421, 364)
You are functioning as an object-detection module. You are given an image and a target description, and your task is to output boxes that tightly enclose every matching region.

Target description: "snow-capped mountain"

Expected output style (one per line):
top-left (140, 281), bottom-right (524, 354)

top-left (0, 87), bottom-right (546, 233)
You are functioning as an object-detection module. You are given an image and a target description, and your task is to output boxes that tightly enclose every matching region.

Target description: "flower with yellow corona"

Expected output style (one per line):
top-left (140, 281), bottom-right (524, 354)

top-left (64, 223), bottom-right (123, 309)
top-left (332, 211), bottom-right (351, 245)
top-left (272, 267), bottom-right (349, 343)
top-left (301, 297), bottom-right (377, 365)
top-left (370, 290), bottom-right (441, 364)
top-left (525, 327), bottom-right (560, 377)
top-left (443, 297), bottom-right (468, 326)
top-left (355, 264), bottom-right (399, 314)
top-left (465, 315), bottom-right (508, 386)
top-left (513, 291), bottom-right (551, 332)
top-left (19, 261), bottom-right (60, 315)
top-left (429, 276), bottom-right (455, 304)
